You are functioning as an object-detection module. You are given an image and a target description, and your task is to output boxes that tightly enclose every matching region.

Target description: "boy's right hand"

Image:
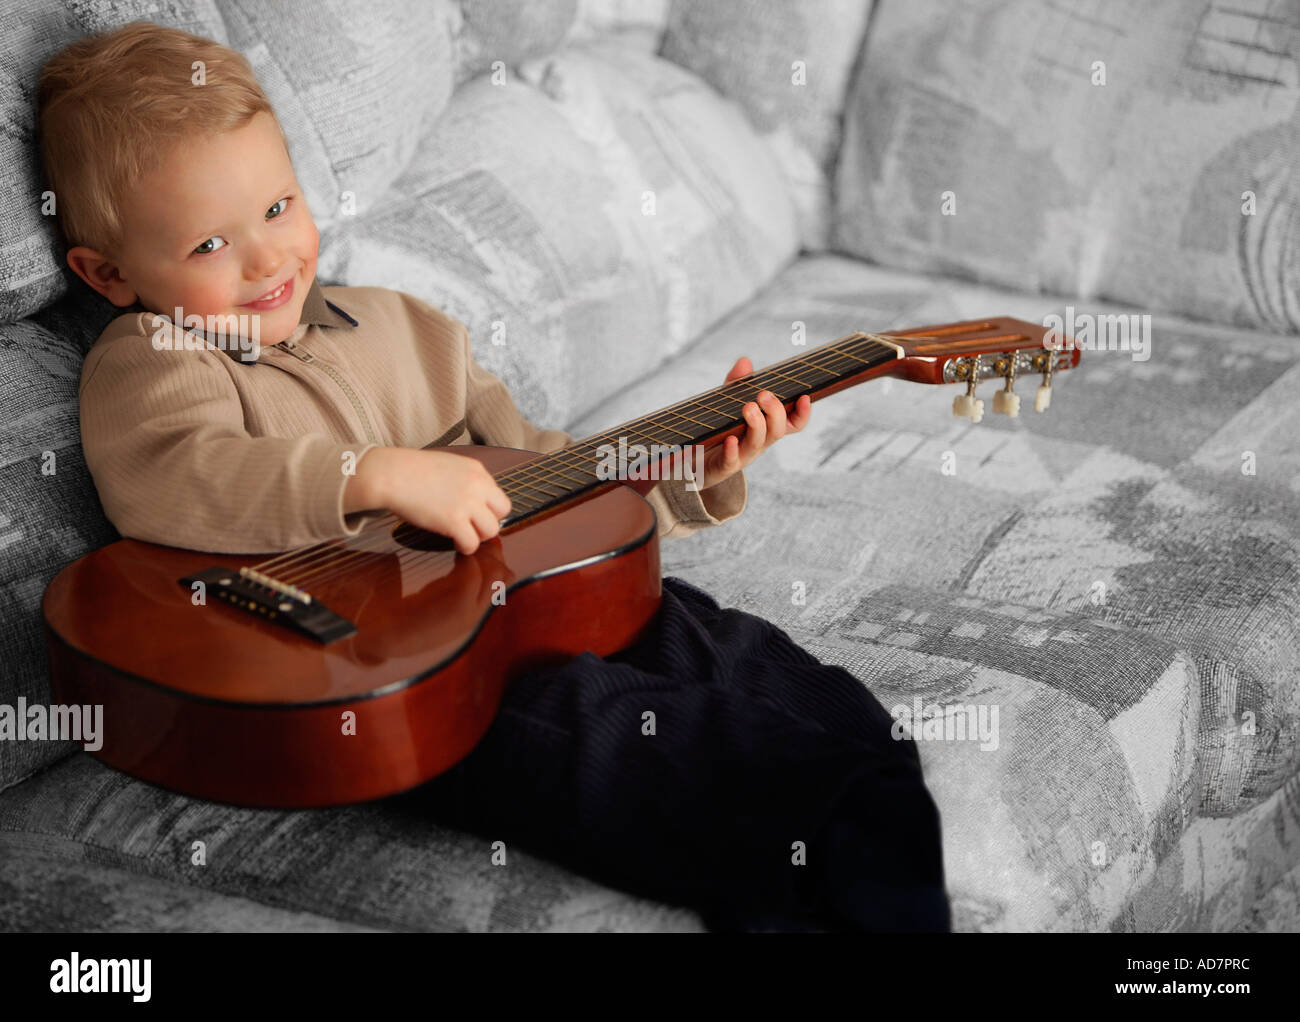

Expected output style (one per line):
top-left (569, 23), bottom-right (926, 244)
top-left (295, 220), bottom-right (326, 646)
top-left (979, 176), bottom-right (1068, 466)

top-left (345, 447), bottom-right (512, 555)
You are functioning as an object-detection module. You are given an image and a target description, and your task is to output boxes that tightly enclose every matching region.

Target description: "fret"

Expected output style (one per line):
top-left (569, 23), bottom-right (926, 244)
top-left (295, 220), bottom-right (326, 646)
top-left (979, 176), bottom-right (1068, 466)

top-left (638, 413), bottom-right (695, 442)
top-left (657, 406), bottom-right (716, 431)
top-left (763, 365), bottom-right (823, 389)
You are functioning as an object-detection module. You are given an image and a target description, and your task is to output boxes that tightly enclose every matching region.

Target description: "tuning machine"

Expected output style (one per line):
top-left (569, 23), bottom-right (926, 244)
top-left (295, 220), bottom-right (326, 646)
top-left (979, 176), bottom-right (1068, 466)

top-left (1030, 351), bottom-right (1053, 412)
top-left (991, 356), bottom-right (1019, 417)
top-left (951, 357), bottom-right (983, 422)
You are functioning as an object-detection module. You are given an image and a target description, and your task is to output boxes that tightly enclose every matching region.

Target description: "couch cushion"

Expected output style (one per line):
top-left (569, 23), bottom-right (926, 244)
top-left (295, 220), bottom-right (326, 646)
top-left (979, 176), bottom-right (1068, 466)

top-left (329, 35), bottom-right (798, 429)
top-left (564, 252), bottom-right (1300, 929)
top-left (1122, 772), bottom-right (1300, 931)
top-left (565, 0), bottom-right (669, 51)
top-left (452, 0), bottom-right (578, 83)
top-left (0, 831), bottom-right (378, 931)
top-left (0, 0), bottom-right (229, 324)
top-left (0, 284), bottom-right (120, 792)
top-left (833, 0), bottom-right (1300, 333)
top-left (661, 0), bottom-right (874, 251)
top-left (0, 755), bottom-right (705, 932)
top-left (215, 0), bottom-right (457, 242)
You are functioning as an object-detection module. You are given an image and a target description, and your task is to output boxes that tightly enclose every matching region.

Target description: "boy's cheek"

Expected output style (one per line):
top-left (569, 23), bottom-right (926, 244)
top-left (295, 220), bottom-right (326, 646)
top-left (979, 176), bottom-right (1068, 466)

top-left (171, 276), bottom-right (244, 317)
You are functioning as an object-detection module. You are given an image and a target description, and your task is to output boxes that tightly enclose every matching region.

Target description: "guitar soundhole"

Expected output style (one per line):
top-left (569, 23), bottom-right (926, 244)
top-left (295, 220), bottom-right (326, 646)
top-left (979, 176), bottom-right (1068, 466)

top-left (391, 523), bottom-right (456, 551)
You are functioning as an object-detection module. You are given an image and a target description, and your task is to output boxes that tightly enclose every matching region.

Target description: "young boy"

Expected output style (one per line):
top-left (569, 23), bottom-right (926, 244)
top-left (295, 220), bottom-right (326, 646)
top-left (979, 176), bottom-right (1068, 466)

top-left (38, 22), bottom-right (950, 932)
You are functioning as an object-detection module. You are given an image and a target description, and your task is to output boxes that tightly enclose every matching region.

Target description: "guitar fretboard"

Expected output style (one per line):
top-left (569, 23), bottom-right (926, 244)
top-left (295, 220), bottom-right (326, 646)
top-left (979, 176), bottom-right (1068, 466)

top-left (489, 332), bottom-right (902, 523)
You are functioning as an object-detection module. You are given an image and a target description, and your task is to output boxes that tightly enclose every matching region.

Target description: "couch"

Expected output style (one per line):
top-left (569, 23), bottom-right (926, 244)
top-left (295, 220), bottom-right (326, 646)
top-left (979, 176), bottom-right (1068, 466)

top-left (2, 0), bottom-right (1298, 932)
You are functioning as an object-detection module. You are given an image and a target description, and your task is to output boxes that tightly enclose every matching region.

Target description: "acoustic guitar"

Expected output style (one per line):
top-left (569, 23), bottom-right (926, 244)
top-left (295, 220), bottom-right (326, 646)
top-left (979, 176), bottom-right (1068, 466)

top-left (43, 316), bottom-right (1080, 808)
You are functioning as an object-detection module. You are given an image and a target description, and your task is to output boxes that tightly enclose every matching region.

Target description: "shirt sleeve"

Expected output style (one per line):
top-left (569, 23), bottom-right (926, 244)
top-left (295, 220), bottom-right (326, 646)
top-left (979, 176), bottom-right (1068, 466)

top-left (458, 323), bottom-right (747, 540)
top-left (79, 316), bottom-right (378, 554)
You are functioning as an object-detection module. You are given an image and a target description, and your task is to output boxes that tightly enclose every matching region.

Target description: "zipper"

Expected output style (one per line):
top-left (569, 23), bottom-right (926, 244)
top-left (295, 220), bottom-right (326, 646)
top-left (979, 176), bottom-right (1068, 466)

top-left (276, 341), bottom-right (380, 447)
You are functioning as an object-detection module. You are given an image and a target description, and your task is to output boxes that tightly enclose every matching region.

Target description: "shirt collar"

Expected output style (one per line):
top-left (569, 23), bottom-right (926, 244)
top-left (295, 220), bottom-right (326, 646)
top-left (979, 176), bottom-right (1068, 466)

top-left (298, 277), bottom-right (358, 330)
top-left (275, 278), bottom-right (358, 352)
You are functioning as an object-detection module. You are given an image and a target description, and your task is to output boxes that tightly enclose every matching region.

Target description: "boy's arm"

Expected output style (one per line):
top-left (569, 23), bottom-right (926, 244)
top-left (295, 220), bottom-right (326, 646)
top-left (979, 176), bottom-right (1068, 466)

top-left (80, 325), bottom-right (378, 555)
top-left (459, 325), bottom-right (747, 539)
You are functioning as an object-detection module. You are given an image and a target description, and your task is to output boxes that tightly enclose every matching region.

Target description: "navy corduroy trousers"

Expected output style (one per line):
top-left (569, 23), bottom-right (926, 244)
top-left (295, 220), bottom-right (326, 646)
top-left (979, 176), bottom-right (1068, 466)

top-left (407, 575), bottom-right (950, 932)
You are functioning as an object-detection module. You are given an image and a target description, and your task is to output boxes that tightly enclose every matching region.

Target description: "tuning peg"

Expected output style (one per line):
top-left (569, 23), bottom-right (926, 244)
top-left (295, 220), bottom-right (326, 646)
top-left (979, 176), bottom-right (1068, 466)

top-left (991, 356), bottom-right (1019, 417)
top-left (993, 389), bottom-right (1020, 416)
top-left (953, 391), bottom-right (984, 422)
top-left (1034, 351), bottom-right (1054, 413)
top-left (952, 358), bottom-right (984, 422)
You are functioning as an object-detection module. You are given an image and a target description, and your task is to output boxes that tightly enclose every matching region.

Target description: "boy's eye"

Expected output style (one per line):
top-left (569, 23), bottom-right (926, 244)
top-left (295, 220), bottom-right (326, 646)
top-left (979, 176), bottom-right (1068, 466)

top-left (190, 197), bottom-right (291, 256)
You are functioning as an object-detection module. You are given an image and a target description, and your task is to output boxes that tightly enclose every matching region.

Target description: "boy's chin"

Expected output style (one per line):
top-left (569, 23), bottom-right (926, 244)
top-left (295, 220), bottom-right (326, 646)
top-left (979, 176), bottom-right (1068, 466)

top-left (235, 302), bottom-right (301, 346)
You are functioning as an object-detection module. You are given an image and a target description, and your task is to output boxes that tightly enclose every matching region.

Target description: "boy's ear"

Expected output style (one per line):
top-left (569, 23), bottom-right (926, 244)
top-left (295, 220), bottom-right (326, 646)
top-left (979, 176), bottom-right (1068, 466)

top-left (66, 246), bottom-right (139, 307)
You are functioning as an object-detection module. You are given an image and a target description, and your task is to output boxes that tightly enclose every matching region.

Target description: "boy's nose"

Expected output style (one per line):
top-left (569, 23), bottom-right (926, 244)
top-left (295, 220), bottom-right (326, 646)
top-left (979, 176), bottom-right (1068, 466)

top-left (246, 246), bottom-right (288, 282)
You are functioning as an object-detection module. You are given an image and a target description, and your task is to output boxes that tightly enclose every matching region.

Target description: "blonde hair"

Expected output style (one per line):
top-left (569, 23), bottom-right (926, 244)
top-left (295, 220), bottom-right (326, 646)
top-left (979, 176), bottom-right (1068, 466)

top-left (37, 21), bottom-right (283, 257)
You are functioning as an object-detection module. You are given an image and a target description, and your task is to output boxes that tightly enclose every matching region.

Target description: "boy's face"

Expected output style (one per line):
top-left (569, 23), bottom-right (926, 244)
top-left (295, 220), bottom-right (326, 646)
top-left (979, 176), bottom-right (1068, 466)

top-left (67, 111), bottom-right (319, 349)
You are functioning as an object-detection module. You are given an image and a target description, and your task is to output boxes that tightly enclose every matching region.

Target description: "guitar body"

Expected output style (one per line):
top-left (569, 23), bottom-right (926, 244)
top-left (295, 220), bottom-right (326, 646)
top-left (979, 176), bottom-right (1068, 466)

top-left (43, 445), bottom-right (662, 809)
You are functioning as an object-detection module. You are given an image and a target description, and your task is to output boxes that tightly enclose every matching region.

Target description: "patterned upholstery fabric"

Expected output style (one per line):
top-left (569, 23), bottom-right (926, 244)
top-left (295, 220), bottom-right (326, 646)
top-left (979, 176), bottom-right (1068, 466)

top-left (662, 0), bottom-right (874, 250)
top-left (0, 282), bottom-right (120, 788)
top-left (833, 0), bottom-right (1300, 333)
top-left (0, 832), bottom-right (382, 932)
top-left (217, 0), bottom-right (458, 232)
top-left (0, 773), bottom-right (705, 932)
top-left (326, 37), bottom-right (799, 431)
top-left (453, 0), bottom-right (579, 82)
top-left (0, 0), bottom-right (228, 323)
top-left (566, 0), bottom-right (669, 50)
top-left (1, 0), bottom-right (1297, 932)
top-left (565, 255), bottom-right (1300, 930)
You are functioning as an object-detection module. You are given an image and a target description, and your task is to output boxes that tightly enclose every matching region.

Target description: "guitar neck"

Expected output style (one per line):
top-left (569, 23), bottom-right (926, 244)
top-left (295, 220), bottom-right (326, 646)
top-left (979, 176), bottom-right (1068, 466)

top-left (492, 332), bottom-right (904, 521)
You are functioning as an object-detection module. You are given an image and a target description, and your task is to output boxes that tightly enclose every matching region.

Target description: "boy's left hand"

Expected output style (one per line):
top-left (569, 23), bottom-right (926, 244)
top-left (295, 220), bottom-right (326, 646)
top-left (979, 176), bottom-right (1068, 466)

top-left (699, 357), bottom-right (812, 490)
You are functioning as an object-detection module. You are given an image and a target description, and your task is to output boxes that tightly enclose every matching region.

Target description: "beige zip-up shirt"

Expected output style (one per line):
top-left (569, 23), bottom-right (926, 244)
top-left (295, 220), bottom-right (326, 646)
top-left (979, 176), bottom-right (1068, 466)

top-left (78, 279), bottom-right (747, 554)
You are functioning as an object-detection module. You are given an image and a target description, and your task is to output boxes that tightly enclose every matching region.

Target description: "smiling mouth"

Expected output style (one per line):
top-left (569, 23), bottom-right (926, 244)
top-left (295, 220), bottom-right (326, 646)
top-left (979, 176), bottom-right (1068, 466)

top-left (256, 281), bottom-right (289, 301)
top-left (251, 279), bottom-right (289, 302)
top-left (243, 274), bottom-right (295, 308)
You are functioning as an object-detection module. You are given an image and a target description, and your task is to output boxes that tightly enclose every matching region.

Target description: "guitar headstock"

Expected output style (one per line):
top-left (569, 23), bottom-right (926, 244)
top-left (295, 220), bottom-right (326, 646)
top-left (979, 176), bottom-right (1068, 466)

top-left (873, 316), bottom-right (1081, 422)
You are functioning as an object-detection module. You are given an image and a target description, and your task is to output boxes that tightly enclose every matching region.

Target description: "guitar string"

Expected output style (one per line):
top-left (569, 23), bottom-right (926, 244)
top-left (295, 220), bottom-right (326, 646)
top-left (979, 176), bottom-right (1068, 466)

top-left (252, 335), bottom-right (898, 589)
top-left (257, 336), bottom-right (895, 591)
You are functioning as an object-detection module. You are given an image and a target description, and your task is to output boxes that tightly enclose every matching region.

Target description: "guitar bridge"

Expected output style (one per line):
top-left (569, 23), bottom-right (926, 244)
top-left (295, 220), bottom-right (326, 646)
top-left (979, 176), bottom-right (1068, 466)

top-left (179, 567), bottom-right (357, 644)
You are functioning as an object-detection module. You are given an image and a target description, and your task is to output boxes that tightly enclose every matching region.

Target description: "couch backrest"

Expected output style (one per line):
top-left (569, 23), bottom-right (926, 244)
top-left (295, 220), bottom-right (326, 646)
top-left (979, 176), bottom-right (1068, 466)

top-left (833, 0), bottom-right (1300, 334)
top-left (660, 0), bottom-right (876, 251)
top-left (0, 0), bottom-right (576, 325)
